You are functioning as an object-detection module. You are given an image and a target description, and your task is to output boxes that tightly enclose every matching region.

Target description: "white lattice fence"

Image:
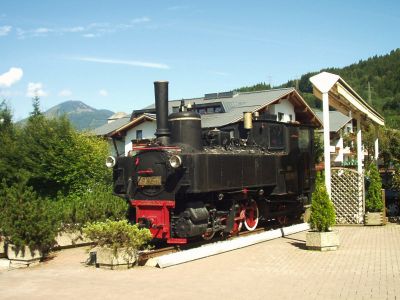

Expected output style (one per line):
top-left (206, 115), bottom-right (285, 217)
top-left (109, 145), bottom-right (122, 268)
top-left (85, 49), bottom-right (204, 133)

top-left (331, 167), bottom-right (364, 224)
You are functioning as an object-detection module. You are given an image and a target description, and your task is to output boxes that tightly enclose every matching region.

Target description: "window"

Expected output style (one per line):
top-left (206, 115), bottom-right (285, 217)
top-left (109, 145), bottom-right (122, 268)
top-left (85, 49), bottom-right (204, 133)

top-left (278, 112), bottom-right (284, 121)
top-left (289, 114), bottom-right (293, 121)
top-left (136, 130), bottom-right (143, 140)
top-left (298, 128), bottom-right (310, 151)
top-left (269, 125), bottom-right (284, 149)
top-left (172, 106), bottom-right (179, 113)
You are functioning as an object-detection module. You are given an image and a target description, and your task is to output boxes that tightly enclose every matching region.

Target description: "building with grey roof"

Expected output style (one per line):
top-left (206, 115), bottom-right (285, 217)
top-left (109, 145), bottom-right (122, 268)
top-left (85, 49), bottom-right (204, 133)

top-left (94, 88), bottom-right (321, 156)
top-left (92, 116), bottom-right (130, 136)
top-left (315, 110), bottom-right (352, 133)
top-left (315, 110), bottom-right (355, 166)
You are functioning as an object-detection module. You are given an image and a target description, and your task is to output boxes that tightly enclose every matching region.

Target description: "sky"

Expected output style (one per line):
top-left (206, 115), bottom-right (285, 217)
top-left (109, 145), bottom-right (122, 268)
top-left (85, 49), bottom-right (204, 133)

top-left (0, 0), bottom-right (399, 120)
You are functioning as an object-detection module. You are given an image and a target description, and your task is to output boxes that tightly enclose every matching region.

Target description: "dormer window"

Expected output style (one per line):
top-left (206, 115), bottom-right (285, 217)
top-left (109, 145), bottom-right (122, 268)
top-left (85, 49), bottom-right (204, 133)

top-left (195, 103), bottom-right (224, 115)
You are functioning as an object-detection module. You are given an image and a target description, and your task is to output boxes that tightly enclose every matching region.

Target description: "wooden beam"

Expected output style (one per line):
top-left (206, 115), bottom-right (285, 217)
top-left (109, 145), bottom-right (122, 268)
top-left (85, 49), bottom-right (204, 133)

top-left (295, 107), bottom-right (308, 113)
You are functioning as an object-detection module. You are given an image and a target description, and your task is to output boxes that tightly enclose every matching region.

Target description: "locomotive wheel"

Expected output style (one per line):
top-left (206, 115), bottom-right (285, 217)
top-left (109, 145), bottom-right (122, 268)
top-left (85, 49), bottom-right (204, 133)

top-left (202, 229), bottom-right (216, 241)
top-left (230, 205), bottom-right (244, 235)
top-left (276, 205), bottom-right (288, 225)
top-left (244, 199), bottom-right (259, 231)
top-left (230, 220), bottom-right (243, 235)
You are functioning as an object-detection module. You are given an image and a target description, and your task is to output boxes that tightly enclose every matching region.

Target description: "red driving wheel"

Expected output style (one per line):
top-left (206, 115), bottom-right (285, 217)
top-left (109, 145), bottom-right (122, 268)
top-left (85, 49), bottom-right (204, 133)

top-left (244, 199), bottom-right (259, 231)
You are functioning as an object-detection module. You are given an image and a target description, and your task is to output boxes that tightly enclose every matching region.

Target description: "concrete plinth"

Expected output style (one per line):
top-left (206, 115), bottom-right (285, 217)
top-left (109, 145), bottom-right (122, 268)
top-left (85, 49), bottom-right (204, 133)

top-left (0, 237), bottom-right (5, 258)
top-left (54, 230), bottom-right (92, 249)
top-left (92, 247), bottom-right (137, 270)
top-left (365, 212), bottom-right (384, 226)
top-left (306, 230), bottom-right (339, 251)
top-left (6, 244), bottom-right (43, 267)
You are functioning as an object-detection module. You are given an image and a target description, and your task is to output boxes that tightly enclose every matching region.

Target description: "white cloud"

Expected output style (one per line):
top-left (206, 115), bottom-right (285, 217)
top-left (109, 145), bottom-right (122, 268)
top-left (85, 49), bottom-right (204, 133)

top-left (26, 82), bottom-right (48, 97)
top-left (0, 67), bottom-right (23, 87)
top-left (82, 33), bottom-right (98, 38)
top-left (15, 17), bottom-right (151, 39)
top-left (98, 89), bottom-right (108, 97)
top-left (58, 89), bottom-right (72, 97)
top-left (131, 17), bottom-right (150, 23)
top-left (213, 71), bottom-right (230, 76)
top-left (34, 27), bottom-right (52, 34)
top-left (71, 56), bottom-right (170, 69)
top-left (63, 26), bottom-right (85, 33)
top-left (0, 25), bottom-right (11, 36)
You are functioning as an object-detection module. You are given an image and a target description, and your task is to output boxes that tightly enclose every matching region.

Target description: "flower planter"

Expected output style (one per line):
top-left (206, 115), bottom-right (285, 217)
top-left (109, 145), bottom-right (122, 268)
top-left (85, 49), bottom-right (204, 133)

top-left (54, 230), bottom-right (92, 249)
top-left (306, 230), bottom-right (339, 251)
top-left (364, 212), bottom-right (384, 226)
top-left (0, 236), bottom-right (6, 258)
top-left (6, 244), bottom-right (43, 267)
top-left (91, 246), bottom-right (137, 270)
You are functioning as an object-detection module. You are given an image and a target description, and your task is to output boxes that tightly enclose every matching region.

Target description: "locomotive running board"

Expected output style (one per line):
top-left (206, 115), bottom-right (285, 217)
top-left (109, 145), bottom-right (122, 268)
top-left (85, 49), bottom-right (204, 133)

top-left (151, 223), bottom-right (310, 268)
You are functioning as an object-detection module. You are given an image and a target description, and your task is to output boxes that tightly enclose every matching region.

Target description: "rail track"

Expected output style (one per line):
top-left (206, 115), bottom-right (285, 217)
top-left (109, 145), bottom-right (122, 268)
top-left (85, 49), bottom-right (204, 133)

top-left (138, 221), bottom-right (298, 265)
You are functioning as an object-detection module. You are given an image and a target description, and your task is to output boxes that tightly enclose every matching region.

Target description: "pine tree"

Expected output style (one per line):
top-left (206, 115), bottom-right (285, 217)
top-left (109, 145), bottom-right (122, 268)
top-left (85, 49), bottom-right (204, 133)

top-left (309, 173), bottom-right (336, 232)
top-left (365, 162), bottom-right (383, 212)
top-left (30, 95), bottom-right (42, 118)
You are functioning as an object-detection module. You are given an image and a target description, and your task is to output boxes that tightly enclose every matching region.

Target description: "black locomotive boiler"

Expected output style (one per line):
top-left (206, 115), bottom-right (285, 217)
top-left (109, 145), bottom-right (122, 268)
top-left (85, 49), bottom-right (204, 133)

top-left (108, 81), bottom-right (316, 244)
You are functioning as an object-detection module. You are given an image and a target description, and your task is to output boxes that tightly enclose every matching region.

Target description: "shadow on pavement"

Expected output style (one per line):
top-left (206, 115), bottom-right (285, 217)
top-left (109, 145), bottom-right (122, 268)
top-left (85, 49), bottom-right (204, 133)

top-left (282, 236), bottom-right (307, 250)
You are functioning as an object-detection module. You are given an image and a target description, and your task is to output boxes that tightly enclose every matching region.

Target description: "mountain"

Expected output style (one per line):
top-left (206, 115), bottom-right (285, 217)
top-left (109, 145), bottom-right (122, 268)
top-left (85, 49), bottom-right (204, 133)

top-left (42, 100), bottom-right (114, 131)
top-left (237, 49), bottom-right (400, 129)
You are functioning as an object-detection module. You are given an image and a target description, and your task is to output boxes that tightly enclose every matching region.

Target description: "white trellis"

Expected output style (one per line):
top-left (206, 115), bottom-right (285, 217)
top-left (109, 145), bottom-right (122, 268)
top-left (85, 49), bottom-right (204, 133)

top-left (331, 167), bottom-right (364, 224)
top-left (310, 72), bottom-right (384, 221)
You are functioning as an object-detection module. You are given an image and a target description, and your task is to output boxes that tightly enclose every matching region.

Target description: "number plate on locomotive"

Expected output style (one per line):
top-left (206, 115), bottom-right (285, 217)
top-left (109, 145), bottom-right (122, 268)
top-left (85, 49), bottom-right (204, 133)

top-left (138, 176), bottom-right (162, 186)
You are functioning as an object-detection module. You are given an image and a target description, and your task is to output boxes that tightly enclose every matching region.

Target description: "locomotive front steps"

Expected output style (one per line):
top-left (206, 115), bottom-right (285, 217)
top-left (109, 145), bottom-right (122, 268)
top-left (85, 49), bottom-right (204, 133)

top-left (146, 223), bottom-right (310, 268)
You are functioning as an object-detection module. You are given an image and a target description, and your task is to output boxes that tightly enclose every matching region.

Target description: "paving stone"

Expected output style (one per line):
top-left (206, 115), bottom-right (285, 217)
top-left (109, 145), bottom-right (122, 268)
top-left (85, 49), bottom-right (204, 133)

top-left (0, 225), bottom-right (399, 299)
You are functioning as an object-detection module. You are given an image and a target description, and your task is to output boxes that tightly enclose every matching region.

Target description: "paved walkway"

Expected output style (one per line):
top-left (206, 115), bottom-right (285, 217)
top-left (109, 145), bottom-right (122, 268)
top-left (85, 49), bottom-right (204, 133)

top-left (1, 225), bottom-right (400, 300)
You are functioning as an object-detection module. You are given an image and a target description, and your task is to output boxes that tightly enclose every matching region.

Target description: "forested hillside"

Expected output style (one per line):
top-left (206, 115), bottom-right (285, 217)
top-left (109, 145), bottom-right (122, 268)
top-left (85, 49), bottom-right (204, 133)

top-left (237, 49), bottom-right (400, 129)
top-left (18, 100), bottom-right (114, 131)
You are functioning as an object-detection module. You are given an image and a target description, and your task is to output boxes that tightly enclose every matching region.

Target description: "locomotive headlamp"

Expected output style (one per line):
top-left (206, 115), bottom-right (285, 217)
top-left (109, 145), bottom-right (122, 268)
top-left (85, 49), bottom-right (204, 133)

top-left (105, 156), bottom-right (116, 168)
top-left (169, 155), bottom-right (182, 168)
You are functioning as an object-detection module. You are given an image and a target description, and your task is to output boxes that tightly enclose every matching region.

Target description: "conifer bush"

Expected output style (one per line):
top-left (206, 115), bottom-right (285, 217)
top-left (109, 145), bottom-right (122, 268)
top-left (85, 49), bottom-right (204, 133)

top-left (365, 162), bottom-right (383, 212)
top-left (309, 173), bottom-right (336, 232)
top-left (56, 184), bottom-right (128, 230)
top-left (0, 180), bottom-right (60, 253)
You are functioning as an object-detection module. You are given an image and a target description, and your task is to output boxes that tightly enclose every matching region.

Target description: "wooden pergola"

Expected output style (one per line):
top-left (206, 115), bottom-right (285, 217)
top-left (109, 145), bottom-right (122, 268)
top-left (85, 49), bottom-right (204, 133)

top-left (310, 72), bottom-right (384, 197)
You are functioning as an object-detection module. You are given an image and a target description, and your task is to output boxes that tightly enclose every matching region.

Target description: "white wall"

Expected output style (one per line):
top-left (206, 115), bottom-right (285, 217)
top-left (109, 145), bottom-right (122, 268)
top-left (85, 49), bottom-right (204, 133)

top-left (124, 121), bottom-right (157, 155)
top-left (333, 137), bottom-right (344, 163)
top-left (269, 99), bottom-right (296, 122)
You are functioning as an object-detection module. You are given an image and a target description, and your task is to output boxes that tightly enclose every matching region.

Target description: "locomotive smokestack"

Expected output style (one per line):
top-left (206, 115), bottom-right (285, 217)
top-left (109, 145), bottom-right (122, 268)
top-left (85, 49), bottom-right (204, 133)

top-left (154, 81), bottom-right (171, 145)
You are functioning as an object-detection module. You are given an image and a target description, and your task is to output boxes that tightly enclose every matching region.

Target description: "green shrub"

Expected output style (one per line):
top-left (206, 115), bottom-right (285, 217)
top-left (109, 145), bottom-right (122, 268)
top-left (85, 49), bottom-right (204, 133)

top-left (56, 183), bottom-right (128, 231)
top-left (83, 220), bottom-right (152, 258)
top-left (0, 180), bottom-right (60, 253)
top-left (309, 173), bottom-right (336, 232)
top-left (365, 162), bottom-right (383, 212)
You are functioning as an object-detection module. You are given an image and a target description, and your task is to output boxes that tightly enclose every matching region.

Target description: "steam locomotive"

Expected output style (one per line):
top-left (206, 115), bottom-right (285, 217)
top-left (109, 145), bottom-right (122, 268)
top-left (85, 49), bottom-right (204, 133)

top-left (107, 81), bottom-right (316, 244)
